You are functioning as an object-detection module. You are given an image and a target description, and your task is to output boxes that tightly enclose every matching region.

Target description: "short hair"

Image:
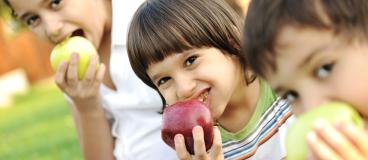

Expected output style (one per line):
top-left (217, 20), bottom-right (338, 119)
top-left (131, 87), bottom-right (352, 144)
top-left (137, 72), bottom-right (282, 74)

top-left (128, 0), bottom-right (253, 91)
top-left (242, 0), bottom-right (368, 78)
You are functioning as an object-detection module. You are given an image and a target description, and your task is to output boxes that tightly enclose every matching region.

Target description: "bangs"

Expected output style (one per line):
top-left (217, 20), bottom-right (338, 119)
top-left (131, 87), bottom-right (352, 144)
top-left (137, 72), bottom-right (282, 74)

top-left (244, 0), bottom-right (368, 78)
top-left (128, 0), bottom-right (241, 89)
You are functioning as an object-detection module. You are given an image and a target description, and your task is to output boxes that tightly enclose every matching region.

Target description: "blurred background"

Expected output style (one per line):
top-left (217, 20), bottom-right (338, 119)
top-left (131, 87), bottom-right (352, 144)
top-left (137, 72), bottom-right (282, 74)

top-left (0, 2), bottom-right (82, 160)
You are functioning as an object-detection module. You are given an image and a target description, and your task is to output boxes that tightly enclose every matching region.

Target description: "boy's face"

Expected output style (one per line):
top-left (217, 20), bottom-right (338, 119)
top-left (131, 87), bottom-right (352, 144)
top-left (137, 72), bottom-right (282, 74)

top-left (266, 25), bottom-right (368, 118)
top-left (8, 0), bottom-right (110, 48)
top-left (147, 47), bottom-right (245, 119)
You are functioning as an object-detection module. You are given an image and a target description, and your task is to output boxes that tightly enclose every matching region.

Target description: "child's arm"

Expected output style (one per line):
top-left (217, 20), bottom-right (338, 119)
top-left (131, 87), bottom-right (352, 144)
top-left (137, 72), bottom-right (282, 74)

top-left (307, 120), bottom-right (368, 160)
top-left (55, 53), bottom-right (115, 160)
top-left (70, 103), bottom-right (115, 160)
top-left (174, 126), bottom-right (224, 160)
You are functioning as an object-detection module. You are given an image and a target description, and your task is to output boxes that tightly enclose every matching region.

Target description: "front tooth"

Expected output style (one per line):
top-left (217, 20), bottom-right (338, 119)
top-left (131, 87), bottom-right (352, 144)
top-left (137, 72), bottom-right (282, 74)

top-left (203, 92), bottom-right (208, 102)
top-left (198, 94), bottom-right (204, 102)
top-left (199, 97), bottom-right (204, 102)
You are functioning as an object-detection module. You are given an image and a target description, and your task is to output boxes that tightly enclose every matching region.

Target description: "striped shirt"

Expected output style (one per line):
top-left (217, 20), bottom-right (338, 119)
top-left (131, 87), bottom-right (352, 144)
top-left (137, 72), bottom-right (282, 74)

top-left (222, 98), bottom-right (295, 160)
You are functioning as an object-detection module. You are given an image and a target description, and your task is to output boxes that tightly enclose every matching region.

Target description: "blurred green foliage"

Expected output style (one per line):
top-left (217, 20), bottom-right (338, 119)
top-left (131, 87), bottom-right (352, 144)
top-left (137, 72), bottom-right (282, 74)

top-left (0, 83), bottom-right (82, 160)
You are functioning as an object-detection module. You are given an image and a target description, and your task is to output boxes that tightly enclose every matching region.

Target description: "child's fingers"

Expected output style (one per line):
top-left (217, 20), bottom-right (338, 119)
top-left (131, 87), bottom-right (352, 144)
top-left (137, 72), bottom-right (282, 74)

top-left (337, 121), bottom-right (368, 157)
top-left (66, 53), bottom-right (79, 86)
top-left (193, 126), bottom-right (209, 160)
top-left (313, 120), bottom-right (363, 160)
top-left (54, 61), bottom-right (68, 90)
top-left (209, 126), bottom-right (224, 160)
top-left (307, 131), bottom-right (342, 160)
top-left (83, 54), bottom-right (99, 85)
top-left (174, 134), bottom-right (191, 160)
top-left (91, 63), bottom-right (105, 89)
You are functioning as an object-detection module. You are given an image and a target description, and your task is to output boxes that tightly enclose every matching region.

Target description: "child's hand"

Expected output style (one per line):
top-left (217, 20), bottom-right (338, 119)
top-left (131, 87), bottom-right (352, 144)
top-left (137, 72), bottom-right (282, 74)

top-left (174, 126), bottom-right (223, 160)
top-left (306, 120), bottom-right (368, 160)
top-left (54, 53), bottom-right (106, 111)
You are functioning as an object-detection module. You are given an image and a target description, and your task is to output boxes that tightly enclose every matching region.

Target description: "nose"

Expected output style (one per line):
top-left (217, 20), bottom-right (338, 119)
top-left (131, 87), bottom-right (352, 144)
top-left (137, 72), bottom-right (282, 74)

top-left (43, 14), bottom-right (63, 43)
top-left (175, 74), bottom-right (196, 101)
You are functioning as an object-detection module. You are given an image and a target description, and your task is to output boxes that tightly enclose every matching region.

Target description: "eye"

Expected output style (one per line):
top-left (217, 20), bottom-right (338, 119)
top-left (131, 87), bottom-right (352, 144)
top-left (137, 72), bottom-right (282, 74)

top-left (50, 0), bottom-right (62, 8)
top-left (185, 55), bottom-right (198, 66)
top-left (281, 90), bottom-right (299, 103)
top-left (316, 62), bottom-right (334, 79)
top-left (157, 77), bottom-right (171, 87)
top-left (26, 15), bottom-right (39, 26)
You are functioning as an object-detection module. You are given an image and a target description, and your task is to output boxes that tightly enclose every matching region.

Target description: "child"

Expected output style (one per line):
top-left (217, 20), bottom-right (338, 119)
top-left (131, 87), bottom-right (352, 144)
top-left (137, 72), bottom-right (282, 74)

top-left (127, 0), bottom-right (294, 159)
top-left (243, 0), bottom-right (368, 159)
top-left (3, 0), bottom-right (177, 159)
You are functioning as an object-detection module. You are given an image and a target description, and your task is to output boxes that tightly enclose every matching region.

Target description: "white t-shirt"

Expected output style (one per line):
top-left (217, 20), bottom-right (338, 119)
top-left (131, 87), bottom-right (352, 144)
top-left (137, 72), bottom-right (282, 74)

top-left (101, 0), bottom-right (177, 159)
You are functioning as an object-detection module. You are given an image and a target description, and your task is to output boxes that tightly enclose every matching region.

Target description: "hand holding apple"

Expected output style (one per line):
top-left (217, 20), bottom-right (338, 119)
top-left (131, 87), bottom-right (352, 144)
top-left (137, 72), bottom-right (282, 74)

top-left (161, 99), bottom-right (214, 155)
top-left (286, 102), bottom-right (364, 160)
top-left (50, 36), bottom-right (99, 80)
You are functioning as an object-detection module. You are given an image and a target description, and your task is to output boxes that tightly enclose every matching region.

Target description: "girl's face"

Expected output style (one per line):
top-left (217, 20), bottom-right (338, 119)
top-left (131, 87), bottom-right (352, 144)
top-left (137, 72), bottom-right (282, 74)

top-left (8, 0), bottom-right (111, 48)
top-left (267, 25), bottom-right (368, 119)
top-left (147, 47), bottom-right (247, 120)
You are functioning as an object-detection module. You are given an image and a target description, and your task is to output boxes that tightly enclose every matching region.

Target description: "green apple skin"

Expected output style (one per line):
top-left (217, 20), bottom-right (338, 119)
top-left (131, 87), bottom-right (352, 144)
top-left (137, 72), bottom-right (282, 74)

top-left (50, 36), bottom-right (98, 80)
top-left (286, 102), bottom-right (364, 160)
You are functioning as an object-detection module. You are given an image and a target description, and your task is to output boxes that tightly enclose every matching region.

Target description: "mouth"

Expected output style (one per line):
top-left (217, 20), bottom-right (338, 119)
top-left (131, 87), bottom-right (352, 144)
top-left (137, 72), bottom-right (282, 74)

top-left (71, 29), bottom-right (85, 38)
top-left (197, 89), bottom-right (210, 105)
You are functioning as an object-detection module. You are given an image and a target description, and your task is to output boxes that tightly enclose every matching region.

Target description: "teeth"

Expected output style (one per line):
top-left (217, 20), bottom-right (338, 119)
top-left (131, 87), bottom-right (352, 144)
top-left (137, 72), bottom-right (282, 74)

top-left (198, 92), bottom-right (208, 103)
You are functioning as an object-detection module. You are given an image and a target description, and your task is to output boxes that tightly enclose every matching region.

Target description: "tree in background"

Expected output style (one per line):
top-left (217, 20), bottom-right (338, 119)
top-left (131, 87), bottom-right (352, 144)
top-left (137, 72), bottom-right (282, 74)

top-left (0, 1), bottom-right (53, 83)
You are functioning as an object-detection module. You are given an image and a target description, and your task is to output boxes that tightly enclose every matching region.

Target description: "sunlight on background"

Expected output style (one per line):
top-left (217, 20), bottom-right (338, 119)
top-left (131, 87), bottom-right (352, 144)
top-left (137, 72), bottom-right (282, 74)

top-left (0, 2), bottom-right (82, 160)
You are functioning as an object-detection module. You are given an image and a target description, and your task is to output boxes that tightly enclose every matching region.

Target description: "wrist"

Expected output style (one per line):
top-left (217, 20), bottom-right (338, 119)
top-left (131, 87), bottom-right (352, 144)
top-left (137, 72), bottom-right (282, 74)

top-left (72, 96), bottom-right (105, 115)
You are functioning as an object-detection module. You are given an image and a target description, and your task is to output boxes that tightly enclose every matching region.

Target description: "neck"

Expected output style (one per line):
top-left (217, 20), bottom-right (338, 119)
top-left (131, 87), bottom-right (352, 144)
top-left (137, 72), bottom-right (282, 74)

top-left (218, 78), bottom-right (260, 133)
top-left (97, 0), bottom-right (112, 53)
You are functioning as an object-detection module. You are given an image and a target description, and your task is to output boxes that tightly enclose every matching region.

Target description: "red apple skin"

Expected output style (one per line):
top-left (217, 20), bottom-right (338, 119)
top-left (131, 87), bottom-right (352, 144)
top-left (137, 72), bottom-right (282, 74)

top-left (161, 99), bottom-right (214, 155)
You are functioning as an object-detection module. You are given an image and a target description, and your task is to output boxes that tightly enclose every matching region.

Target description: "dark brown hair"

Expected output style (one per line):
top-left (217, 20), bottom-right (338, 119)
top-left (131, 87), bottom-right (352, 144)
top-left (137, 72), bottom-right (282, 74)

top-left (242, 0), bottom-right (368, 78)
top-left (128, 0), bottom-right (254, 92)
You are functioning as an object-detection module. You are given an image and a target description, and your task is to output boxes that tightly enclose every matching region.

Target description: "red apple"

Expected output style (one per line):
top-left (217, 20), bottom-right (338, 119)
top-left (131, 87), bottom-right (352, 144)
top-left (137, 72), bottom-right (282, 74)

top-left (161, 99), bottom-right (214, 154)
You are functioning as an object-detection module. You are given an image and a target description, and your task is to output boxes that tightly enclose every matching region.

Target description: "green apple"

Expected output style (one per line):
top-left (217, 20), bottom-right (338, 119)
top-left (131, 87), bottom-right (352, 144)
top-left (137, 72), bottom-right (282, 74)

top-left (50, 36), bottom-right (99, 80)
top-left (286, 102), bottom-right (364, 160)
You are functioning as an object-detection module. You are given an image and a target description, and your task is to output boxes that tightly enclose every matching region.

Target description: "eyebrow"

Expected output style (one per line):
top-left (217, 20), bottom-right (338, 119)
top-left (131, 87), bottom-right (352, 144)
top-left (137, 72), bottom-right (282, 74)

top-left (273, 45), bottom-right (329, 95)
top-left (151, 73), bottom-right (161, 84)
top-left (298, 44), bottom-right (329, 69)
top-left (17, 0), bottom-right (49, 21)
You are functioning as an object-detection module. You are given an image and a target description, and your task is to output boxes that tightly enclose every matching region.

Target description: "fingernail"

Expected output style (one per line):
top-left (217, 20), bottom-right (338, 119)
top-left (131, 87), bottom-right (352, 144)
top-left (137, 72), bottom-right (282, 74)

top-left (174, 134), bottom-right (183, 142)
top-left (193, 125), bottom-right (202, 132)
top-left (307, 131), bottom-right (317, 143)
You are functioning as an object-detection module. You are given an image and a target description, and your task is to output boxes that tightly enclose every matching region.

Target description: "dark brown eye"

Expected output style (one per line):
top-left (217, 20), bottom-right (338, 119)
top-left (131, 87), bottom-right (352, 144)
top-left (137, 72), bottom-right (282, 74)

top-left (185, 55), bottom-right (197, 66)
top-left (26, 15), bottom-right (39, 26)
top-left (157, 77), bottom-right (170, 86)
top-left (50, 0), bottom-right (62, 8)
top-left (282, 90), bottom-right (298, 103)
top-left (316, 62), bottom-right (334, 78)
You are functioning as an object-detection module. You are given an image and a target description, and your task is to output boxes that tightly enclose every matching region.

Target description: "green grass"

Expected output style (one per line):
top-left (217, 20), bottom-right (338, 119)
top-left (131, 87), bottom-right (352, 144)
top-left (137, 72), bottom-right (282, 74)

top-left (0, 83), bottom-right (82, 160)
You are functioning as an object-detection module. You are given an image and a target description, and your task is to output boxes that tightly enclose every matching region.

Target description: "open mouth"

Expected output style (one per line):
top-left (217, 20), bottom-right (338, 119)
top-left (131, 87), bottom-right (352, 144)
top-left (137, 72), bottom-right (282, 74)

top-left (198, 90), bottom-right (210, 105)
top-left (71, 29), bottom-right (85, 38)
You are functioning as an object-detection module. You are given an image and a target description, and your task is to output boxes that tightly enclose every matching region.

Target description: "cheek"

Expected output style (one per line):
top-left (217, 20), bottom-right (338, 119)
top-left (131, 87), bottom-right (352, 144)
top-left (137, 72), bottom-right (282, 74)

top-left (335, 76), bottom-right (368, 117)
top-left (346, 86), bottom-right (368, 117)
top-left (31, 27), bottom-right (46, 39)
top-left (161, 89), bottom-right (176, 105)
